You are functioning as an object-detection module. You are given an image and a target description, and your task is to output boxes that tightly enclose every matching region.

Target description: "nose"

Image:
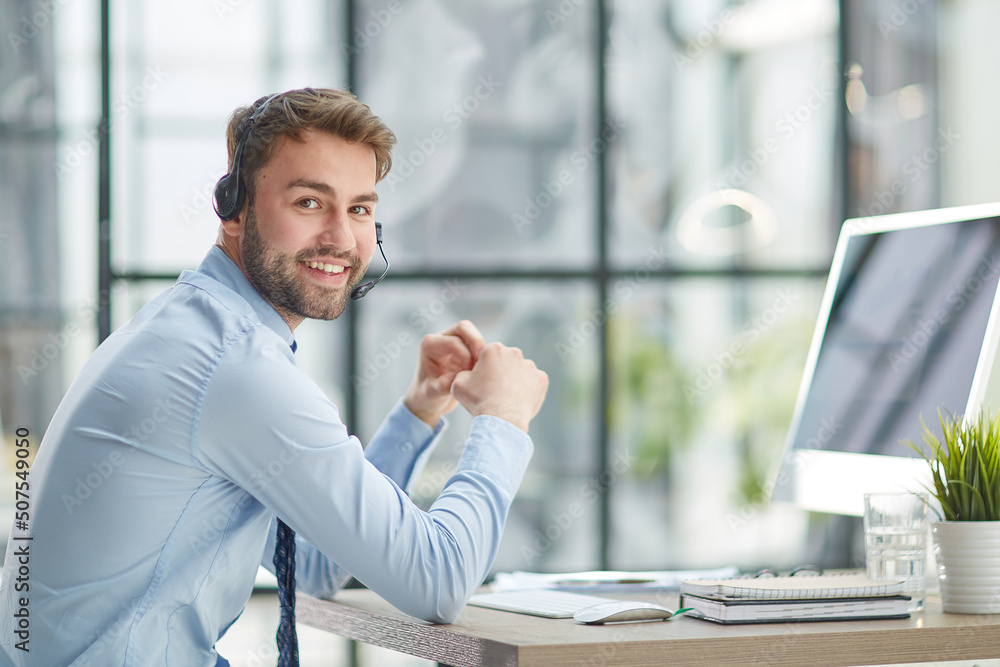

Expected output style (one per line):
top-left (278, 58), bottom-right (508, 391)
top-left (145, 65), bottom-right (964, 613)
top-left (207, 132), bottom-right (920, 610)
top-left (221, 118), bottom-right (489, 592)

top-left (316, 210), bottom-right (356, 251)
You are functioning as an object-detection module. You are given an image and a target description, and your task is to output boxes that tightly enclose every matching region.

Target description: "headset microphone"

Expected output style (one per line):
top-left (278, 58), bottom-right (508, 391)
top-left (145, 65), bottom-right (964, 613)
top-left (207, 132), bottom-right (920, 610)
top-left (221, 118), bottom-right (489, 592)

top-left (350, 221), bottom-right (389, 300)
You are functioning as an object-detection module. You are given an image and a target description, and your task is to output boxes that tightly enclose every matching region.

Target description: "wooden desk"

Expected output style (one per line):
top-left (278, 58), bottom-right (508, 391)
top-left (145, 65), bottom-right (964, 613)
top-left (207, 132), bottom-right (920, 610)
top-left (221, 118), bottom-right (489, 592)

top-left (299, 590), bottom-right (1000, 667)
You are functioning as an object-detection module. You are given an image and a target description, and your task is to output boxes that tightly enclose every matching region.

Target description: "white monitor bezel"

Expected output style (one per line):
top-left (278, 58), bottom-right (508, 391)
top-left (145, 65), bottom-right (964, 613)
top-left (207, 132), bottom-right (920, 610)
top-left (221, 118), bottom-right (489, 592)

top-left (771, 202), bottom-right (1000, 516)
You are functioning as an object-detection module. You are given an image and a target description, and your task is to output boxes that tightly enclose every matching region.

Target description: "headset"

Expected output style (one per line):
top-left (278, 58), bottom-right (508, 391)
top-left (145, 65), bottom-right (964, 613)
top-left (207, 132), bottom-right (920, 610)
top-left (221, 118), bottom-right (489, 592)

top-left (350, 222), bottom-right (388, 300)
top-left (213, 92), bottom-right (281, 222)
top-left (213, 92), bottom-right (389, 300)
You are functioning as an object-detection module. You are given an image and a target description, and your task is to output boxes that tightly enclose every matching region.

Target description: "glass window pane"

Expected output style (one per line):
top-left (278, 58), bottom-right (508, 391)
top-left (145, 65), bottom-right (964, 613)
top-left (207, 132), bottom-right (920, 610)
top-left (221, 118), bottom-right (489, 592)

top-left (131, 0), bottom-right (345, 122)
top-left (607, 277), bottom-right (824, 569)
top-left (113, 137), bottom-right (222, 272)
top-left (356, 0), bottom-right (598, 270)
top-left (609, 0), bottom-right (839, 271)
top-left (939, 2), bottom-right (1000, 207)
top-left (844, 0), bottom-right (940, 217)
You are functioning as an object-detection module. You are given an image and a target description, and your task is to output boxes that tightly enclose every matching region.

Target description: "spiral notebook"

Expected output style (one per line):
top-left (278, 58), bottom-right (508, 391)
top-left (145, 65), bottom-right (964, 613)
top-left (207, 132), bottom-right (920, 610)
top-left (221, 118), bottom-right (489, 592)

top-left (679, 594), bottom-right (911, 624)
top-left (679, 573), bottom-right (906, 601)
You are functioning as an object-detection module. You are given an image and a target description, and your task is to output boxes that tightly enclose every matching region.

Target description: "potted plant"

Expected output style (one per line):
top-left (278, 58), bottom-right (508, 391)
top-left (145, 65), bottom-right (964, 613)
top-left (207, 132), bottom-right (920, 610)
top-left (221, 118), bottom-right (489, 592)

top-left (905, 407), bottom-right (1000, 614)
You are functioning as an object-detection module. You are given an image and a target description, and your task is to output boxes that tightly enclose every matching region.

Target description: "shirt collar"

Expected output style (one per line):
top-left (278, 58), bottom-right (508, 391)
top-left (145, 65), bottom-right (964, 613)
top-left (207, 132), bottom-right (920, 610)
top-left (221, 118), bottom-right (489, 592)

top-left (194, 245), bottom-right (297, 349)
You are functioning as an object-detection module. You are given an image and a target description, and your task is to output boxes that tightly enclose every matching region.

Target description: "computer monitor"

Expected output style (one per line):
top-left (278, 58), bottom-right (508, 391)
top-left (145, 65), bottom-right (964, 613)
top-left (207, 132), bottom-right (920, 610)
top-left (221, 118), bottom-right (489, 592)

top-left (771, 202), bottom-right (1000, 516)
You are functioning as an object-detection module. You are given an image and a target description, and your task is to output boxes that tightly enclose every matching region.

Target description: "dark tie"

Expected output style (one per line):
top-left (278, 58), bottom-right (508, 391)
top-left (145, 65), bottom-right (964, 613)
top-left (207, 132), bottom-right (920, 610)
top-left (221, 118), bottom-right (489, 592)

top-left (276, 339), bottom-right (299, 665)
top-left (274, 518), bottom-right (299, 666)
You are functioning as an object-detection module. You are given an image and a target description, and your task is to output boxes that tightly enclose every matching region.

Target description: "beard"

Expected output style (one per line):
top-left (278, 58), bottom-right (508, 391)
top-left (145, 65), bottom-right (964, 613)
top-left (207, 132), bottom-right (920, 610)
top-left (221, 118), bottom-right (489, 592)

top-left (241, 206), bottom-right (367, 322)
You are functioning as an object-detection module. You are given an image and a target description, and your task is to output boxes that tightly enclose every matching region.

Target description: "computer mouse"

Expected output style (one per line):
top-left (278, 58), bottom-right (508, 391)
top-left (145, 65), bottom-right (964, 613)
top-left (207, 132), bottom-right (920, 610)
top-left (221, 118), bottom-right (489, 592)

top-left (573, 600), bottom-right (682, 624)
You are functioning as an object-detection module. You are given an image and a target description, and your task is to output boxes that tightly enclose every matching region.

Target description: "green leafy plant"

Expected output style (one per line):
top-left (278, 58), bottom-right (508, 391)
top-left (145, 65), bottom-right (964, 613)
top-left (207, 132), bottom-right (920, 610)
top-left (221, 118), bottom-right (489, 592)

top-left (904, 408), bottom-right (1000, 521)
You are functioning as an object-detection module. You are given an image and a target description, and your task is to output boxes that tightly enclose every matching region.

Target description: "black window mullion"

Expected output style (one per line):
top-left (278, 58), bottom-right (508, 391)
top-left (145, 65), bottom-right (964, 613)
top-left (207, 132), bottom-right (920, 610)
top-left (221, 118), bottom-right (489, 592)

top-left (98, 0), bottom-right (113, 343)
top-left (595, 0), bottom-right (612, 571)
top-left (344, 0), bottom-right (361, 436)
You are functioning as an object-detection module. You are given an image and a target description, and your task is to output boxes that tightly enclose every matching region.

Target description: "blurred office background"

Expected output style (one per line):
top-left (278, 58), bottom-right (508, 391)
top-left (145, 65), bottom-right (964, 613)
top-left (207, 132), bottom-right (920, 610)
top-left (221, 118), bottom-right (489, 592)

top-left (2, 0), bottom-right (1000, 664)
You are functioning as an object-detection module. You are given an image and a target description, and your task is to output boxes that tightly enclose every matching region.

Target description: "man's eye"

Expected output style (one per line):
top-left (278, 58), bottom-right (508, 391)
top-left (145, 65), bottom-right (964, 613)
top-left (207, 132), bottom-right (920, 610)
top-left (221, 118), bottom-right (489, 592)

top-left (298, 198), bottom-right (320, 209)
top-left (350, 205), bottom-right (371, 215)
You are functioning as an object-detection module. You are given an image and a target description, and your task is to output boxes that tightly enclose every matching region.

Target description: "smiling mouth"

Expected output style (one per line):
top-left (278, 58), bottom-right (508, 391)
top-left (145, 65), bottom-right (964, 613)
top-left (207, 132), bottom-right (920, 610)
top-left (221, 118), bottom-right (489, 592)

top-left (302, 261), bottom-right (346, 276)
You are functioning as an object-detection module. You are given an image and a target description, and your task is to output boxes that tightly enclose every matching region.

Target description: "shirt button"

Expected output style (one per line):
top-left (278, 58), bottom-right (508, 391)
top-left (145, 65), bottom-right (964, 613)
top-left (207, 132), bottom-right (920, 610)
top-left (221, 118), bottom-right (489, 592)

top-left (401, 441), bottom-right (413, 452)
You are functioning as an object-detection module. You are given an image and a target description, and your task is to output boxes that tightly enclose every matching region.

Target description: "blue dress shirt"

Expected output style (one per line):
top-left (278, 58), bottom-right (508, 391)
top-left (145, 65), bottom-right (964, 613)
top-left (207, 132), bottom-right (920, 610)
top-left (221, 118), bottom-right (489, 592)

top-left (0, 247), bottom-right (533, 666)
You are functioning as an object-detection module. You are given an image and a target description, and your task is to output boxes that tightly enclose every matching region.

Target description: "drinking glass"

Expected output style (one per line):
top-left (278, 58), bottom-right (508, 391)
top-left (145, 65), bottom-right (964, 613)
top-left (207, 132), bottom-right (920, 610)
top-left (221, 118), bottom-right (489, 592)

top-left (863, 492), bottom-right (928, 611)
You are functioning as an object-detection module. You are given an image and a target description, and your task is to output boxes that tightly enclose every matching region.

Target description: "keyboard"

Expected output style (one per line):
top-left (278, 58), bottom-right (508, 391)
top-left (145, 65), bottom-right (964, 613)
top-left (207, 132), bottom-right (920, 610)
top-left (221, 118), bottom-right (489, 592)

top-left (467, 589), bottom-right (612, 618)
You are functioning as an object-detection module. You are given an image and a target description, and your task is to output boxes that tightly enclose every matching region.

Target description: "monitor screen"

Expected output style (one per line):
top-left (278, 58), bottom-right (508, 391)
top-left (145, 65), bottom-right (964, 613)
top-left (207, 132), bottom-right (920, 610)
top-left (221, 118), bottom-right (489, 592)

top-left (772, 203), bottom-right (1000, 516)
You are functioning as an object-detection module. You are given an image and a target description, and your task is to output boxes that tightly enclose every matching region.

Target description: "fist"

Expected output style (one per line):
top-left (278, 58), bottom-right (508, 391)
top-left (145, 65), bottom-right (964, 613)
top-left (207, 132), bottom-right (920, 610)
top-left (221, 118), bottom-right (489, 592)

top-left (451, 342), bottom-right (548, 433)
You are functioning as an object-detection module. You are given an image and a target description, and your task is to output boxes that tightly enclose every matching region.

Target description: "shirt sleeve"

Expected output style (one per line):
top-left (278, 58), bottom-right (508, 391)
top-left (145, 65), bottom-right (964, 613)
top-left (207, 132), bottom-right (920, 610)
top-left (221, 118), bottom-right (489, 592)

top-left (363, 398), bottom-right (446, 492)
top-left (257, 398), bottom-right (447, 595)
top-left (195, 328), bottom-right (533, 624)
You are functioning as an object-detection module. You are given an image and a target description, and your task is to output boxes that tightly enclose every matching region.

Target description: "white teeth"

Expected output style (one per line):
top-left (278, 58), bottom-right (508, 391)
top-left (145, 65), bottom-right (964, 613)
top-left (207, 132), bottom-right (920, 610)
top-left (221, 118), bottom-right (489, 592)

top-left (305, 261), bottom-right (344, 274)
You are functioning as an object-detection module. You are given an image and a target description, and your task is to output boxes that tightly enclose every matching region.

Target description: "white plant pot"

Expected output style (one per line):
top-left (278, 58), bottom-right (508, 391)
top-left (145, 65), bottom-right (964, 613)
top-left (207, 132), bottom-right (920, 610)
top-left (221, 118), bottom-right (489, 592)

top-left (931, 521), bottom-right (1000, 614)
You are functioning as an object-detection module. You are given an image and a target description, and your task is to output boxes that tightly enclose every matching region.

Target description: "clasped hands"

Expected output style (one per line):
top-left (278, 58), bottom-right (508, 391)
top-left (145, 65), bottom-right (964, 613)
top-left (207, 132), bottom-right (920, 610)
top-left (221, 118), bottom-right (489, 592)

top-left (403, 320), bottom-right (548, 433)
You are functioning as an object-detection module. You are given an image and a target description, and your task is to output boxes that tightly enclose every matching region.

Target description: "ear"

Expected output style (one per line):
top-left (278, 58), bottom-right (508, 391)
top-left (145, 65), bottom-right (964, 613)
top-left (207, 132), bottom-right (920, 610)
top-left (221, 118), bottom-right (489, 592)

top-left (215, 202), bottom-right (249, 270)
top-left (219, 205), bottom-right (247, 241)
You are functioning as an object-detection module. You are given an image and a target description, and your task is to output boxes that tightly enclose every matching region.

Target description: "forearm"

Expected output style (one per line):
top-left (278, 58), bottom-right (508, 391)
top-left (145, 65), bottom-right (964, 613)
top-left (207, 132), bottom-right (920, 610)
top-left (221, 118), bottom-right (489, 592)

top-left (357, 415), bottom-right (533, 623)
top-left (259, 415), bottom-right (532, 617)
top-left (261, 399), bottom-right (445, 596)
top-left (364, 398), bottom-right (446, 492)
top-left (434, 418), bottom-right (533, 612)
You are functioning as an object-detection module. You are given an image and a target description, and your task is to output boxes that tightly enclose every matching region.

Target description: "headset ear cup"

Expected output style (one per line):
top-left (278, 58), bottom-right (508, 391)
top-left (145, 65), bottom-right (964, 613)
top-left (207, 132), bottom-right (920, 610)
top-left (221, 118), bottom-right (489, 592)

top-left (213, 173), bottom-right (245, 221)
top-left (216, 91), bottom-right (280, 221)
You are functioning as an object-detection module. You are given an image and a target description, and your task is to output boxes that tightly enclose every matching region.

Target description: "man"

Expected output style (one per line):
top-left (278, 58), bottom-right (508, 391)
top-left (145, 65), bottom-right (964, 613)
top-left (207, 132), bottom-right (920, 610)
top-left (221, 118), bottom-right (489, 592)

top-left (0, 88), bottom-right (548, 666)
